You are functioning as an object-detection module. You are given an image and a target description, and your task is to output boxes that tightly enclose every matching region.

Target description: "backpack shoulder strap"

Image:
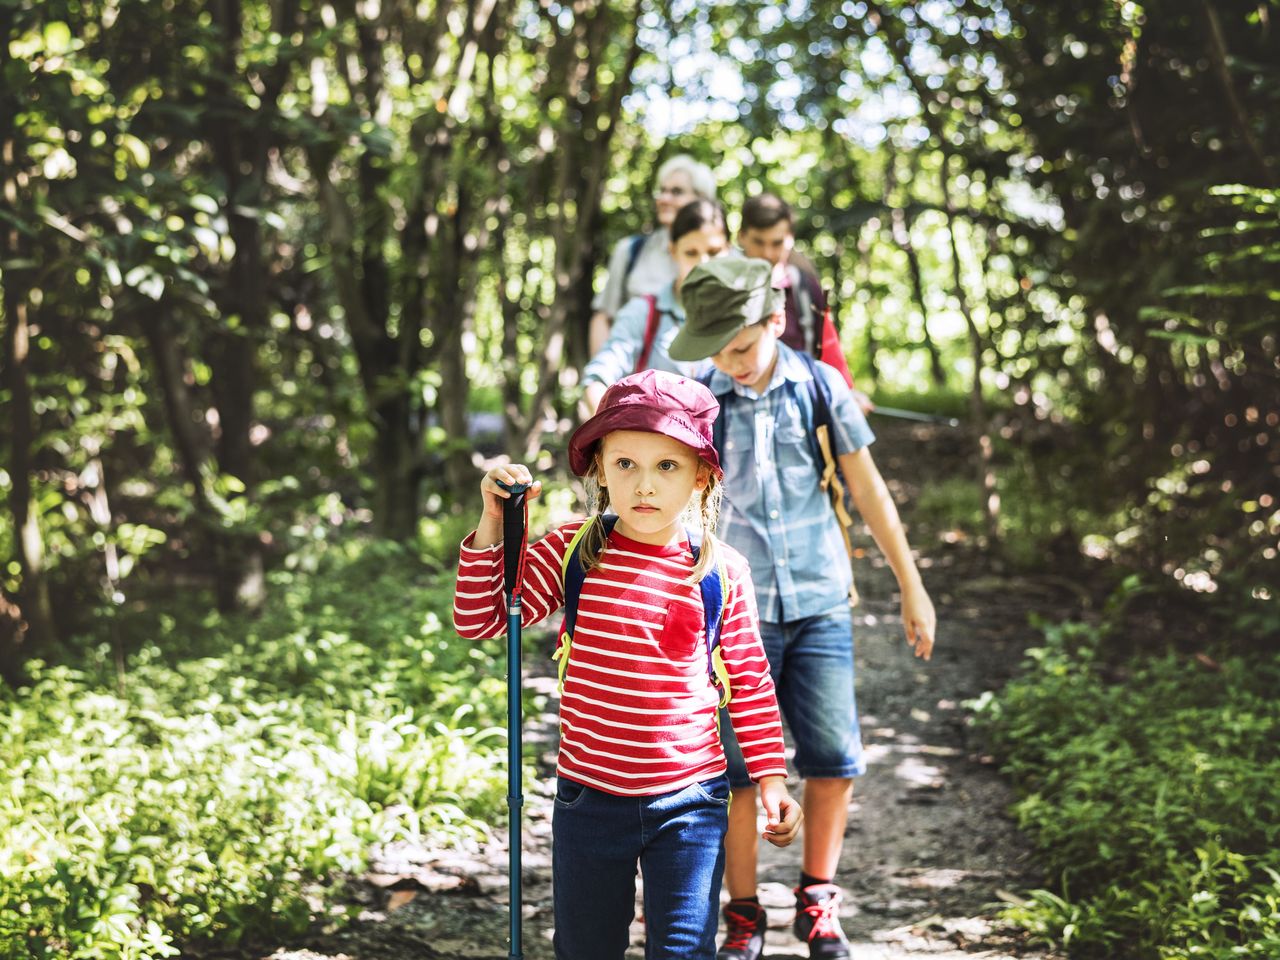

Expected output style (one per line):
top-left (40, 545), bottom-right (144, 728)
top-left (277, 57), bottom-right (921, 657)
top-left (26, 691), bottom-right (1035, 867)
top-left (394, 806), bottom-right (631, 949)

top-left (698, 368), bottom-right (733, 465)
top-left (556, 515), bottom-right (619, 690)
top-left (792, 352), bottom-right (861, 603)
top-left (793, 349), bottom-right (836, 462)
top-left (561, 515), bottom-right (619, 633)
top-left (621, 233), bottom-right (648, 290)
top-left (789, 263), bottom-right (817, 354)
top-left (634, 294), bottom-right (661, 373)
top-left (690, 534), bottom-right (732, 708)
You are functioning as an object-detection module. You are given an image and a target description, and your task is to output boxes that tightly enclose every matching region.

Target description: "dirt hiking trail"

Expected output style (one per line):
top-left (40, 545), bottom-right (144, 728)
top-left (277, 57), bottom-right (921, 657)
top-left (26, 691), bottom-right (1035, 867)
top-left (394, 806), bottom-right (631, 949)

top-left (251, 421), bottom-right (1073, 960)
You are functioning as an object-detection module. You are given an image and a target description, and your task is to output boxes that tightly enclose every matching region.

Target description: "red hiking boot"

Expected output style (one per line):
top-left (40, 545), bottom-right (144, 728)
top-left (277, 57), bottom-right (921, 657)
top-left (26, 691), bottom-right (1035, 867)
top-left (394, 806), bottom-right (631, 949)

top-left (793, 883), bottom-right (850, 959)
top-left (718, 898), bottom-right (766, 960)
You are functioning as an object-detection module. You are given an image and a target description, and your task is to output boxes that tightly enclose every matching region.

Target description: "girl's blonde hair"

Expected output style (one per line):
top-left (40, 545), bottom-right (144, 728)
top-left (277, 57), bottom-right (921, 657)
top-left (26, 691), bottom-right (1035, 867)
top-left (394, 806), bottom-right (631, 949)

top-left (578, 450), bottom-right (723, 584)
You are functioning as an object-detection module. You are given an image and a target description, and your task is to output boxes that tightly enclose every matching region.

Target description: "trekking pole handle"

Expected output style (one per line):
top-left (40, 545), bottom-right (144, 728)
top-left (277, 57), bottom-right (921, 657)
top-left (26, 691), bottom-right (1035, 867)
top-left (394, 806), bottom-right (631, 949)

top-left (496, 480), bottom-right (529, 599)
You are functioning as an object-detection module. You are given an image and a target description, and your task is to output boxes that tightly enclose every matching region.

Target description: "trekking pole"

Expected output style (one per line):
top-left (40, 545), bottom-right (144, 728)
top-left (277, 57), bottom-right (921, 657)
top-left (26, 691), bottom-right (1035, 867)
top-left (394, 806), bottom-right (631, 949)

top-left (868, 405), bottom-right (961, 428)
top-left (498, 479), bottom-right (530, 960)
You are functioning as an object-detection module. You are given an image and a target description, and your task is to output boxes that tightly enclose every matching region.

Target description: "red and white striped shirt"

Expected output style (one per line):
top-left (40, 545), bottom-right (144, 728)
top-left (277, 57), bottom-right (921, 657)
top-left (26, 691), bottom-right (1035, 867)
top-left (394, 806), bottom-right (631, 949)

top-left (453, 520), bottom-right (788, 796)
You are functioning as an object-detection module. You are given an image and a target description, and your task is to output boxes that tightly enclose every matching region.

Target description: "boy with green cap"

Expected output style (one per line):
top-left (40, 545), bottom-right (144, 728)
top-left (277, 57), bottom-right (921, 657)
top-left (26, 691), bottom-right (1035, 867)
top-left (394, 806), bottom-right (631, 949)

top-left (668, 257), bottom-right (937, 960)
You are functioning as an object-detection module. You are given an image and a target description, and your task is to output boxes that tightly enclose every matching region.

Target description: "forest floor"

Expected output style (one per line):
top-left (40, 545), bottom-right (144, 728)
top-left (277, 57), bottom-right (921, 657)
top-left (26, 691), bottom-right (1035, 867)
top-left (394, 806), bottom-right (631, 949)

top-left (240, 419), bottom-right (1077, 960)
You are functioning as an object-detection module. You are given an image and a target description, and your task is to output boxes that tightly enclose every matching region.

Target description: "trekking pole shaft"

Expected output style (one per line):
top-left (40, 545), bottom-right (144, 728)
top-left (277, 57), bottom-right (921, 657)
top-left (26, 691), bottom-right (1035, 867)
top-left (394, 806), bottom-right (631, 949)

top-left (868, 404), bottom-right (961, 427)
top-left (498, 479), bottom-right (528, 960)
top-left (507, 595), bottom-right (524, 960)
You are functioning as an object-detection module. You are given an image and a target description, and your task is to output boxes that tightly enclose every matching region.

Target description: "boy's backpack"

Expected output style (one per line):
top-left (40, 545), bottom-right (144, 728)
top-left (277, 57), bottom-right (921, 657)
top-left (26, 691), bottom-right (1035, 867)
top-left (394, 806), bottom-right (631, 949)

top-left (699, 350), bottom-right (860, 604)
top-left (554, 514), bottom-right (732, 706)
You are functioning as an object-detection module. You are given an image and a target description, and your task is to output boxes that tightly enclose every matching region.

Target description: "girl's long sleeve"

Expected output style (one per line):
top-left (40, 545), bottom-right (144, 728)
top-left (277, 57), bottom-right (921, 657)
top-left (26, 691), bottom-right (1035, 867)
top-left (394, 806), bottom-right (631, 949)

top-left (452, 521), bottom-right (584, 639)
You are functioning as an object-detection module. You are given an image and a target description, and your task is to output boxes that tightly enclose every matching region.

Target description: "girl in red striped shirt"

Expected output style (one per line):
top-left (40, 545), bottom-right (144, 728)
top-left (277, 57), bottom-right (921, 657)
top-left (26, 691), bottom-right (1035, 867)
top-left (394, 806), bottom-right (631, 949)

top-left (453, 369), bottom-right (801, 959)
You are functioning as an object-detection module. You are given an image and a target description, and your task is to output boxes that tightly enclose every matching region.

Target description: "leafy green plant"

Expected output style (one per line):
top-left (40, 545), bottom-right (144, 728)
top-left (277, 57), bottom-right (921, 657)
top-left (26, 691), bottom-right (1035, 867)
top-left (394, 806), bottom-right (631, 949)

top-left (0, 537), bottom-right (515, 959)
top-left (973, 621), bottom-right (1280, 958)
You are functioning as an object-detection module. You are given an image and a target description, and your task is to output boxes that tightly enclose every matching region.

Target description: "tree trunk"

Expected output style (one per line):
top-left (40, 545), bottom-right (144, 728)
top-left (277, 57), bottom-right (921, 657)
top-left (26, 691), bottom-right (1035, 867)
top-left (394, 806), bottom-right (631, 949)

top-left (869, 1), bottom-right (1000, 543)
top-left (0, 41), bottom-right (59, 665)
top-left (207, 0), bottom-right (267, 608)
top-left (0, 296), bottom-right (59, 665)
top-left (942, 175), bottom-right (1000, 546)
top-left (0, 591), bottom-right (27, 687)
top-left (854, 220), bottom-right (880, 385)
top-left (891, 205), bottom-right (947, 388)
top-left (882, 146), bottom-right (945, 387)
top-left (516, 7), bottom-right (643, 459)
top-left (1200, 0), bottom-right (1274, 186)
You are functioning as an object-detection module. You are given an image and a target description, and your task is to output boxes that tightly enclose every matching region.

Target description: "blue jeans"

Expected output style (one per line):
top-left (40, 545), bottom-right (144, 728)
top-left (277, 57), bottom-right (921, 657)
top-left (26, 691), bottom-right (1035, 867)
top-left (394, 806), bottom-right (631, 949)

top-left (721, 606), bottom-right (865, 787)
top-left (551, 774), bottom-right (730, 959)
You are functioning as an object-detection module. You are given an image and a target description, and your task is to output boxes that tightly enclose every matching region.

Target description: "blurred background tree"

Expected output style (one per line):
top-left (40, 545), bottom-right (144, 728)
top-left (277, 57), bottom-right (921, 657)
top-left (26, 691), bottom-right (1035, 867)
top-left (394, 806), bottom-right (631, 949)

top-left (2, 0), bottom-right (1276, 673)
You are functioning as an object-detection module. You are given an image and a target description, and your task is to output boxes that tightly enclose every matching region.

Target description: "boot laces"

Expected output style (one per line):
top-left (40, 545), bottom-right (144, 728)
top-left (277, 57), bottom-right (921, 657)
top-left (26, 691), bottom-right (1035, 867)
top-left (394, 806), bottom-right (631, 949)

top-left (801, 890), bottom-right (843, 941)
top-left (723, 904), bottom-right (760, 950)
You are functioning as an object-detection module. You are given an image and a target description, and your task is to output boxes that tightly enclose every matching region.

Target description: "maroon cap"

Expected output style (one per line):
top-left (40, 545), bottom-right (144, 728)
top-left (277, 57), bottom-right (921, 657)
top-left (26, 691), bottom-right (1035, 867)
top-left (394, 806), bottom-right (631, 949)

top-left (569, 369), bottom-right (722, 477)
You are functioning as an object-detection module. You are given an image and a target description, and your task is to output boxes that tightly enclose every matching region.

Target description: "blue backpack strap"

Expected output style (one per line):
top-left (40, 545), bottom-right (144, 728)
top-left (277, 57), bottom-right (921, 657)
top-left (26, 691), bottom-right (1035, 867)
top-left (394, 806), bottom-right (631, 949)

top-left (556, 515), bottom-right (619, 691)
top-left (793, 349), bottom-right (837, 467)
top-left (621, 233), bottom-right (647, 289)
top-left (689, 530), bottom-right (731, 707)
top-left (561, 514), bottom-right (618, 639)
top-left (698, 368), bottom-right (732, 464)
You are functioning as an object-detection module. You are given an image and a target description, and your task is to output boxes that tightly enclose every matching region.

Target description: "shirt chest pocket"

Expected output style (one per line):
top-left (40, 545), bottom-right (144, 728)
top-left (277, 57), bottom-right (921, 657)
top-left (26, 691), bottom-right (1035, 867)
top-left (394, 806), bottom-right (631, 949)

top-left (776, 399), bottom-right (817, 486)
top-left (658, 597), bottom-right (704, 662)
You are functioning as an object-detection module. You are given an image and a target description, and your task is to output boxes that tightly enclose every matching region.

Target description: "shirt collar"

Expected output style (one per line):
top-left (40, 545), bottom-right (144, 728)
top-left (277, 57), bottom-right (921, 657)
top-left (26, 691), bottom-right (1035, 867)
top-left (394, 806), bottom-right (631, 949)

top-left (706, 342), bottom-right (811, 400)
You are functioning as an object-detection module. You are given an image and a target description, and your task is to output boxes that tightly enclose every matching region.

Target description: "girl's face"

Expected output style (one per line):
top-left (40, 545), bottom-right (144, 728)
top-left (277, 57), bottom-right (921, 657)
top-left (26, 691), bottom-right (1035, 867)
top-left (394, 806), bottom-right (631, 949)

top-left (598, 430), bottom-right (709, 546)
top-left (671, 223), bottom-right (729, 291)
top-left (710, 312), bottom-right (787, 395)
top-left (654, 170), bottom-right (697, 227)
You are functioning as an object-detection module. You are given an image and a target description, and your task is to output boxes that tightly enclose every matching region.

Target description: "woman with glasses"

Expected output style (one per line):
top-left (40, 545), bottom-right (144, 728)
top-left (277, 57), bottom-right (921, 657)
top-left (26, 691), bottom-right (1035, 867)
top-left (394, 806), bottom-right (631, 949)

top-left (581, 199), bottom-right (731, 417)
top-left (589, 155), bottom-right (718, 355)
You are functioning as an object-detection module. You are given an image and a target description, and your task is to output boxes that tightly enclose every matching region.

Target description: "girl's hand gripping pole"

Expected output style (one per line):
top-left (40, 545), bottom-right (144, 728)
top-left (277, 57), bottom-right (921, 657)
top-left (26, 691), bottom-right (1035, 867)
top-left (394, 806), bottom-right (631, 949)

top-left (496, 479), bottom-right (528, 960)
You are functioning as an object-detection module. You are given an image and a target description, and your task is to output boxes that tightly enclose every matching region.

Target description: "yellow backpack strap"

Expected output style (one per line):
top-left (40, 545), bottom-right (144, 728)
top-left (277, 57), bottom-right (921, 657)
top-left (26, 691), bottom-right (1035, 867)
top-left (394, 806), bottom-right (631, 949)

top-left (552, 634), bottom-right (571, 693)
top-left (709, 553), bottom-right (732, 708)
top-left (555, 517), bottom-right (599, 694)
top-left (560, 517), bottom-right (597, 582)
top-left (815, 423), bottom-right (860, 607)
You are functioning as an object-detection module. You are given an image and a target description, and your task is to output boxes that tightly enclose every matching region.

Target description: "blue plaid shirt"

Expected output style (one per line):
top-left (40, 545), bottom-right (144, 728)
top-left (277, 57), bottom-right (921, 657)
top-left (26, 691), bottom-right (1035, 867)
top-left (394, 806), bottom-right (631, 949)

top-left (708, 343), bottom-right (876, 624)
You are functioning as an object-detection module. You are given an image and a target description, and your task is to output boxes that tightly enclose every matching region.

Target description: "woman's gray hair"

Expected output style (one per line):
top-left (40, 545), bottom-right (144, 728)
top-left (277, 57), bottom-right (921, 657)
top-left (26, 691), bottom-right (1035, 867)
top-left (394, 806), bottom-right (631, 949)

top-left (656, 154), bottom-right (717, 202)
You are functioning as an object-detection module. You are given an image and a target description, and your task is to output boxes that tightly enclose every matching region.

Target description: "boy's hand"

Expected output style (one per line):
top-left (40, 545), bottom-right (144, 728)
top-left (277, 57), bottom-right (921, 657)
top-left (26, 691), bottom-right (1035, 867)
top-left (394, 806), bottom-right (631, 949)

top-left (759, 777), bottom-right (802, 847)
top-left (480, 464), bottom-right (542, 520)
top-left (902, 584), bottom-right (936, 661)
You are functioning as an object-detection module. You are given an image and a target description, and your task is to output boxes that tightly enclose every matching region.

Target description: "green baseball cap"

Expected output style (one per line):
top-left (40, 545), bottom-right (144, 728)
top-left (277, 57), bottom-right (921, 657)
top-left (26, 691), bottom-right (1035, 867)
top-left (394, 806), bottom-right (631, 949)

top-left (668, 257), bottom-right (785, 361)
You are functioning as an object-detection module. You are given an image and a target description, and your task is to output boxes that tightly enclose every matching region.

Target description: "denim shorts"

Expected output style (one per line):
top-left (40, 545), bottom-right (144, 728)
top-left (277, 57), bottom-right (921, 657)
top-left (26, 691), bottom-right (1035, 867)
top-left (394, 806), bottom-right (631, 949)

top-left (721, 605), bottom-right (865, 787)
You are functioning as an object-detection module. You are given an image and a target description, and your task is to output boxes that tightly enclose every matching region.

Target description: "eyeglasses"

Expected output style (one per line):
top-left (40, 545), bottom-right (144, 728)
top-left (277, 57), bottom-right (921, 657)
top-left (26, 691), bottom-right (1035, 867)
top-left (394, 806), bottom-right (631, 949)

top-left (654, 185), bottom-right (693, 199)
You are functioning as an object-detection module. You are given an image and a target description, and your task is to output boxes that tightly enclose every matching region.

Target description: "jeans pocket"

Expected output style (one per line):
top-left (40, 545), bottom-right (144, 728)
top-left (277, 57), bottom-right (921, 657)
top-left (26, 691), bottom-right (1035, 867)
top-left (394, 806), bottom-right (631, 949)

top-left (691, 774), bottom-right (731, 806)
top-left (554, 777), bottom-right (589, 809)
